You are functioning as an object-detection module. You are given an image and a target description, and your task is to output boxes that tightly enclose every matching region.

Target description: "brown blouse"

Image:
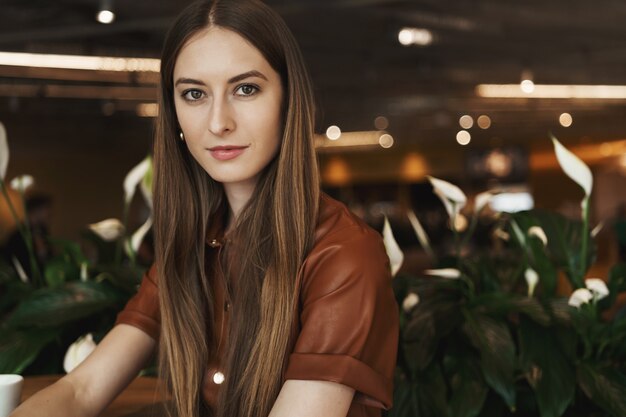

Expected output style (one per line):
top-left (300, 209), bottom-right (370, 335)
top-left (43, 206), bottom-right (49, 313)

top-left (115, 194), bottom-right (399, 417)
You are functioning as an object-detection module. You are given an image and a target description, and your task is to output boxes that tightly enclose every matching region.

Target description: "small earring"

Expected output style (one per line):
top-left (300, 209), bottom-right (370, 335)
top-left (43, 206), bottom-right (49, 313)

top-left (179, 131), bottom-right (185, 141)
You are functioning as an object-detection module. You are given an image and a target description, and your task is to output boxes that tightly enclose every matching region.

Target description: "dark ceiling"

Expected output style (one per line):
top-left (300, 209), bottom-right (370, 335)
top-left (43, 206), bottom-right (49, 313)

top-left (1, 0), bottom-right (626, 149)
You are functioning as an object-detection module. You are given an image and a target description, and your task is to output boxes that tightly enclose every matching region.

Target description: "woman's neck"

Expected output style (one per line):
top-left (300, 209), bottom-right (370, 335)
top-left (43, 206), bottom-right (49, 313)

top-left (223, 181), bottom-right (256, 234)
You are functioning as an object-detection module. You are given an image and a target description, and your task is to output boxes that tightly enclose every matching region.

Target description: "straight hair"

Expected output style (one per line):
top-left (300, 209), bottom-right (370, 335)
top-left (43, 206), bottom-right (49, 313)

top-left (152, 1), bottom-right (319, 416)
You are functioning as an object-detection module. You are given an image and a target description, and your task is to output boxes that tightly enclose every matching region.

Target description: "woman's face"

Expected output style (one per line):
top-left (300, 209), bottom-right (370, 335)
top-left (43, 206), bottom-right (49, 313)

top-left (173, 27), bottom-right (284, 191)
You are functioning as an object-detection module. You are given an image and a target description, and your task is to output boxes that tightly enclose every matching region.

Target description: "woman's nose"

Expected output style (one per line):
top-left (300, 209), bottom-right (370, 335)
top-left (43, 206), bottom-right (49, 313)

top-left (207, 99), bottom-right (235, 137)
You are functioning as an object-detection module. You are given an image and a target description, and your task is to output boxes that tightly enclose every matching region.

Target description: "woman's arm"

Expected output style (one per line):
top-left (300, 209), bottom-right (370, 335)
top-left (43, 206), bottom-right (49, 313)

top-left (268, 379), bottom-right (355, 417)
top-left (11, 324), bottom-right (156, 417)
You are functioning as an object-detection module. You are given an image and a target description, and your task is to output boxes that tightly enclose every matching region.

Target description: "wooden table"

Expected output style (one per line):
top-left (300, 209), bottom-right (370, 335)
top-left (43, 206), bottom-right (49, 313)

top-left (20, 375), bottom-right (168, 417)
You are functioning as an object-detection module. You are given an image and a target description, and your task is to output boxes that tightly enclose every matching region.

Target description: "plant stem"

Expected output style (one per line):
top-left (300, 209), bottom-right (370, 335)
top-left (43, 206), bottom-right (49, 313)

top-left (579, 196), bottom-right (590, 288)
top-left (18, 188), bottom-right (43, 286)
top-left (0, 179), bottom-right (42, 286)
top-left (115, 201), bottom-right (130, 266)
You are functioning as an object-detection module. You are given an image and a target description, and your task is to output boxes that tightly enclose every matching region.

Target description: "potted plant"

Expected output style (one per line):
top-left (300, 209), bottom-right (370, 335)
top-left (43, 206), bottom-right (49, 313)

top-left (0, 121), bottom-right (154, 375)
top-left (385, 136), bottom-right (626, 417)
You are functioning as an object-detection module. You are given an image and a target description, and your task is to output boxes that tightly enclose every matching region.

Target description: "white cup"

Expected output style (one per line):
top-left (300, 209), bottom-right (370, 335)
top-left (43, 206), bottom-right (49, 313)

top-left (0, 375), bottom-right (23, 417)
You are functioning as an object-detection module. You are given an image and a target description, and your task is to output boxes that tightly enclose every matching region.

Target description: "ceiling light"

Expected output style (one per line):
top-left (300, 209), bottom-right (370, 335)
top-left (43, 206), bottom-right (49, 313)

top-left (459, 115), bottom-right (473, 129)
top-left (398, 28), bottom-right (433, 46)
top-left (559, 112), bottom-right (573, 127)
top-left (97, 0), bottom-right (115, 24)
top-left (374, 116), bottom-right (389, 130)
top-left (137, 103), bottom-right (158, 118)
top-left (477, 115), bottom-right (491, 129)
top-left (520, 70), bottom-right (535, 93)
top-left (0, 51), bottom-right (160, 72)
top-left (315, 131), bottom-right (386, 151)
top-left (476, 84), bottom-right (626, 99)
top-left (456, 130), bottom-right (471, 145)
top-left (378, 134), bottom-right (394, 148)
top-left (326, 125), bottom-right (341, 140)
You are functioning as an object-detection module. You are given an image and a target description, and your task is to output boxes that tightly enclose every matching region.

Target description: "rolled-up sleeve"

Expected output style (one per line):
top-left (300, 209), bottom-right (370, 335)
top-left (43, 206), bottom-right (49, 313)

top-left (284, 225), bottom-right (399, 410)
top-left (115, 264), bottom-right (160, 341)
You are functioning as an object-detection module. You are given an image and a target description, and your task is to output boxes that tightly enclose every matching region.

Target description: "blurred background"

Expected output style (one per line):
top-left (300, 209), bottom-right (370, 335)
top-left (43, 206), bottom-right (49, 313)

top-left (1, 0), bottom-right (625, 274)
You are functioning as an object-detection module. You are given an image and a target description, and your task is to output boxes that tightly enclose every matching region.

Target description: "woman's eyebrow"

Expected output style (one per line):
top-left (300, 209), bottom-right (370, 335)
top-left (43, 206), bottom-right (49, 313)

top-left (228, 70), bottom-right (268, 84)
top-left (174, 70), bottom-right (268, 88)
top-left (174, 77), bottom-right (205, 87)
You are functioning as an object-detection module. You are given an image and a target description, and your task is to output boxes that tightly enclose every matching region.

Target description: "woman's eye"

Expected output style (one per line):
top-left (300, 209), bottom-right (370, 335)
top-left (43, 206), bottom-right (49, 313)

top-left (182, 89), bottom-right (204, 101)
top-left (235, 84), bottom-right (259, 97)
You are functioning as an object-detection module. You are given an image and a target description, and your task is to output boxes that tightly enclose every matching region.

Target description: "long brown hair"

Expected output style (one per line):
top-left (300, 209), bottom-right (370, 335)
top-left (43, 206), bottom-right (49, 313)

top-left (153, 1), bottom-right (319, 416)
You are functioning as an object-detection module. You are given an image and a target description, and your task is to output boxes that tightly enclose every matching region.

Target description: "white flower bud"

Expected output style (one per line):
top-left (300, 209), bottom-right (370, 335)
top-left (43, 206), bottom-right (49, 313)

top-left (402, 293), bottom-right (420, 312)
top-left (528, 226), bottom-right (548, 246)
top-left (423, 268), bottom-right (461, 279)
top-left (63, 333), bottom-right (97, 373)
top-left (382, 216), bottom-right (404, 277)
top-left (88, 218), bottom-right (125, 241)
top-left (568, 288), bottom-right (593, 308)
top-left (525, 268), bottom-right (539, 297)
top-left (585, 278), bottom-right (609, 302)
top-left (9, 175), bottom-right (34, 193)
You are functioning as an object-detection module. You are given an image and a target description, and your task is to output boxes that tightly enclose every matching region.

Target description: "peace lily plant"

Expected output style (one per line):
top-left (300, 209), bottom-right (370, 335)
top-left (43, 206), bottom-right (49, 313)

top-left (0, 122), bottom-right (154, 375)
top-left (385, 136), bottom-right (626, 417)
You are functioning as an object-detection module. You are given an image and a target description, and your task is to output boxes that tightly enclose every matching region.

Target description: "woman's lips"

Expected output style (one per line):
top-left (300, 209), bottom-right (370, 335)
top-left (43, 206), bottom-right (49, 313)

top-left (208, 145), bottom-right (249, 161)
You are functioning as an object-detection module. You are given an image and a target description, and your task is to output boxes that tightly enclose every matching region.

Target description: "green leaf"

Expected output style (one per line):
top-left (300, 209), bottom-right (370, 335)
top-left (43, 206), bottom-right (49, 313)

top-left (44, 257), bottom-right (79, 288)
top-left (403, 281), bottom-right (461, 372)
top-left (6, 281), bottom-right (125, 327)
top-left (470, 293), bottom-right (551, 326)
top-left (577, 362), bottom-right (626, 417)
top-left (386, 370), bottom-right (414, 417)
top-left (463, 312), bottom-right (516, 409)
top-left (511, 210), bottom-right (595, 289)
top-left (518, 317), bottom-right (575, 417)
top-left (93, 264), bottom-right (144, 294)
top-left (0, 328), bottom-right (59, 374)
top-left (447, 354), bottom-right (489, 417)
top-left (49, 238), bottom-right (88, 265)
top-left (416, 363), bottom-right (450, 417)
top-left (603, 263), bottom-right (626, 310)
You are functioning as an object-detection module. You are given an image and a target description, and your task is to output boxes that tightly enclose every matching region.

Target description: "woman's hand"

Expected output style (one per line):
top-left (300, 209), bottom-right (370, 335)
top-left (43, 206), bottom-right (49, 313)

top-left (11, 324), bottom-right (156, 417)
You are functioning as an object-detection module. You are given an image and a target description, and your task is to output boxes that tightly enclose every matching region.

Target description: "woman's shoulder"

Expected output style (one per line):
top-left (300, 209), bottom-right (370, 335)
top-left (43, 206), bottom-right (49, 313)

top-left (299, 193), bottom-right (391, 298)
top-left (312, 193), bottom-right (384, 253)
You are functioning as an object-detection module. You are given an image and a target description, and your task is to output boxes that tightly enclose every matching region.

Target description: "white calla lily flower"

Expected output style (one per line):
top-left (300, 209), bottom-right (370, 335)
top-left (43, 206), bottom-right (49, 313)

top-left (63, 333), bottom-right (97, 373)
top-left (525, 268), bottom-right (539, 297)
top-left (80, 262), bottom-right (89, 282)
top-left (568, 288), bottom-right (593, 308)
top-left (551, 135), bottom-right (592, 197)
top-left (139, 156), bottom-right (153, 209)
top-left (89, 218), bottom-right (125, 241)
top-left (528, 226), bottom-right (548, 246)
top-left (382, 216), bottom-right (404, 277)
top-left (402, 293), bottom-right (420, 312)
top-left (428, 176), bottom-right (467, 221)
top-left (585, 278), bottom-right (609, 301)
top-left (475, 191), bottom-right (494, 213)
top-left (123, 157), bottom-right (151, 204)
top-left (591, 222), bottom-right (603, 238)
top-left (423, 268), bottom-right (461, 279)
top-left (130, 216), bottom-right (153, 253)
top-left (0, 121), bottom-right (8, 180)
top-left (9, 175), bottom-right (34, 193)
top-left (11, 256), bottom-right (29, 283)
top-left (407, 210), bottom-right (434, 258)
top-left (493, 228), bottom-right (510, 241)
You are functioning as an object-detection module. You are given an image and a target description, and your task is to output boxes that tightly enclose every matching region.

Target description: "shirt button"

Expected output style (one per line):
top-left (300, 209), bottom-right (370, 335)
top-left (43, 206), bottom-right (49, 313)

top-left (208, 239), bottom-right (221, 248)
top-left (213, 371), bottom-right (225, 384)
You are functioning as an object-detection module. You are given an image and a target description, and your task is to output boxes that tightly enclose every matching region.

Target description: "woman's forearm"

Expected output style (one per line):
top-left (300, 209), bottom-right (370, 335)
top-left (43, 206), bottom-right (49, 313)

top-left (11, 377), bottom-right (92, 417)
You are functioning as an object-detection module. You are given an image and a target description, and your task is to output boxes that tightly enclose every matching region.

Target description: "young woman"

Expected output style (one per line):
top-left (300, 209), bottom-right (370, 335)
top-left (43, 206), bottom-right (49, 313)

top-left (12, 1), bottom-right (398, 416)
